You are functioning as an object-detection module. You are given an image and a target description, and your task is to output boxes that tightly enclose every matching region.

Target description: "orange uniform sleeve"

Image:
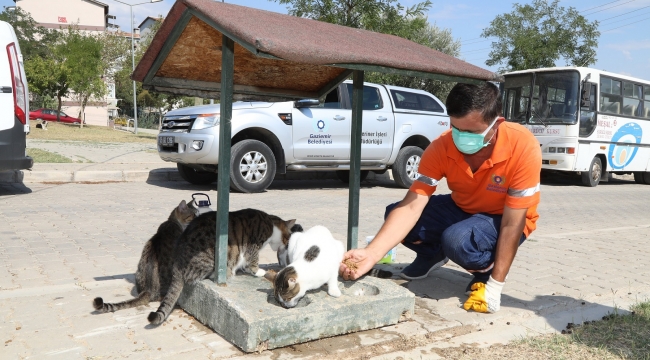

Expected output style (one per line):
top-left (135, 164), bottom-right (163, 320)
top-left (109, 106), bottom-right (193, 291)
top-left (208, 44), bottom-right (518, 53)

top-left (409, 135), bottom-right (448, 196)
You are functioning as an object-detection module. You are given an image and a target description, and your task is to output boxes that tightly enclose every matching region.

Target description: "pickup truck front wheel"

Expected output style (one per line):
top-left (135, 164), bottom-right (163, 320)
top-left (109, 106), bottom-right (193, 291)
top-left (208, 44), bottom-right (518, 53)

top-left (230, 139), bottom-right (276, 193)
top-left (177, 163), bottom-right (218, 185)
top-left (392, 146), bottom-right (423, 189)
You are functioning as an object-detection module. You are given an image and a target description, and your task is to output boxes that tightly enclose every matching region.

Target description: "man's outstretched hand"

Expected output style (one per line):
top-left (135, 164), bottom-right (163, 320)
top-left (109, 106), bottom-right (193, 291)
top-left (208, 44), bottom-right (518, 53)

top-left (339, 249), bottom-right (379, 280)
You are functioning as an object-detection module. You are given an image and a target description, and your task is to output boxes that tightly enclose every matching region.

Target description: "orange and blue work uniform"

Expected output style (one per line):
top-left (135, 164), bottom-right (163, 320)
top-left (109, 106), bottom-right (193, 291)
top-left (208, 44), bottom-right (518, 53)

top-left (385, 122), bottom-right (542, 272)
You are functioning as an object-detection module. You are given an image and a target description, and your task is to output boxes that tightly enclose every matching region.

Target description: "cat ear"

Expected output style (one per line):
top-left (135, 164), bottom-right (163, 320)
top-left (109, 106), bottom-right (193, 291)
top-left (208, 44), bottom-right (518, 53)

top-left (286, 219), bottom-right (297, 229)
top-left (178, 200), bottom-right (188, 211)
top-left (287, 277), bottom-right (297, 290)
top-left (264, 269), bottom-right (277, 285)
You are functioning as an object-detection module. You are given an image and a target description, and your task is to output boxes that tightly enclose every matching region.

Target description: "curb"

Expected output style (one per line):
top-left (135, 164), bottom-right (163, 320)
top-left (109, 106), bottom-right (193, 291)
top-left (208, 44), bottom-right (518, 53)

top-left (1, 169), bottom-right (182, 184)
top-left (1, 169), bottom-right (395, 184)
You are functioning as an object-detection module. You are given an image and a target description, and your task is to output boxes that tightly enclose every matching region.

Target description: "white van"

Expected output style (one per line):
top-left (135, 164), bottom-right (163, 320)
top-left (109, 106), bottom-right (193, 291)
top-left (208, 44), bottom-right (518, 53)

top-left (0, 20), bottom-right (32, 172)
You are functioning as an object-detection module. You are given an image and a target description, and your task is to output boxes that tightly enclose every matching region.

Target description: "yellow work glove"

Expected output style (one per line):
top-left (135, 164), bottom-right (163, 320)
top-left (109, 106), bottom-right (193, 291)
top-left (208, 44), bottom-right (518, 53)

top-left (463, 275), bottom-right (505, 313)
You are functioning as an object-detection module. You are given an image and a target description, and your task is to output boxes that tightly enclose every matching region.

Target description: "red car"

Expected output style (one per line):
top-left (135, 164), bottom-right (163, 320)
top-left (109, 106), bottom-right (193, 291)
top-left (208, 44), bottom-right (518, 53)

top-left (29, 109), bottom-right (85, 124)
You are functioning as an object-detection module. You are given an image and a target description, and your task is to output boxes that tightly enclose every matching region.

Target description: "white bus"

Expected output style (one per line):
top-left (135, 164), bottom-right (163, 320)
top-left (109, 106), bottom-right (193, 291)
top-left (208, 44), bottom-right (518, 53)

top-left (502, 66), bottom-right (650, 187)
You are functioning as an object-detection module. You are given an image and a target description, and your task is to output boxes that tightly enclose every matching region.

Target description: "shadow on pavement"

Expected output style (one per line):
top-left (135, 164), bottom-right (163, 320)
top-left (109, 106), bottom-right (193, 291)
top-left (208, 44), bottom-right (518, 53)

top-left (374, 264), bottom-right (626, 333)
top-left (145, 177), bottom-right (401, 192)
top-left (541, 172), bottom-right (638, 187)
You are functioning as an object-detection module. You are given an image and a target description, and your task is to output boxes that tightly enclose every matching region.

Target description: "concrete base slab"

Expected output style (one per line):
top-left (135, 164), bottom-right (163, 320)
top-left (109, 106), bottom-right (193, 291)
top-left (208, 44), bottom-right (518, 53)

top-left (177, 275), bottom-right (415, 353)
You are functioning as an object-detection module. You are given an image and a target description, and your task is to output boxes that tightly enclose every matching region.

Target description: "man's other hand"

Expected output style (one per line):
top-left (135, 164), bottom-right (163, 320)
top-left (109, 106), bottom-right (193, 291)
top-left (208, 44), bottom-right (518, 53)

top-left (463, 275), bottom-right (505, 313)
top-left (339, 249), bottom-right (378, 280)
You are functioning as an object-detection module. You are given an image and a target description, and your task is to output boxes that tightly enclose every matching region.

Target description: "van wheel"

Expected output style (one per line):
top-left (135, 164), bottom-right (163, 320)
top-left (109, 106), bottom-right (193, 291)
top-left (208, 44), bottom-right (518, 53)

top-left (634, 172), bottom-right (650, 185)
top-left (581, 157), bottom-right (602, 187)
top-left (230, 140), bottom-right (276, 193)
top-left (392, 146), bottom-right (423, 189)
top-left (336, 170), bottom-right (369, 183)
top-left (177, 163), bottom-right (218, 185)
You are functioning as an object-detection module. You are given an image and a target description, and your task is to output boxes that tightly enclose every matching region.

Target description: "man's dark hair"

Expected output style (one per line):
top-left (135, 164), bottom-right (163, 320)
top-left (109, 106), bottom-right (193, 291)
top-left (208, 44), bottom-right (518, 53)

top-left (446, 82), bottom-right (502, 124)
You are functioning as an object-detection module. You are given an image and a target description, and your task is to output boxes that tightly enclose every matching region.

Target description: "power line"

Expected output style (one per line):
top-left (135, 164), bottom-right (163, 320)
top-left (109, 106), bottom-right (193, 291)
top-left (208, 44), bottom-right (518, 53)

top-left (580, 0), bottom-right (626, 13)
top-left (461, 38), bottom-right (493, 46)
top-left (601, 16), bottom-right (650, 31)
top-left (599, 10), bottom-right (650, 25)
top-left (460, 47), bottom-right (492, 55)
top-left (583, 0), bottom-right (636, 15)
top-left (598, 5), bottom-right (650, 22)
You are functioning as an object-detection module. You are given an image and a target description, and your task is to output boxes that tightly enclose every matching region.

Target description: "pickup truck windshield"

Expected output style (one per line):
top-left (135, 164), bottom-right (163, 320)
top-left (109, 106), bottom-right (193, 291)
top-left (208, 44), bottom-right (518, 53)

top-left (504, 71), bottom-right (580, 125)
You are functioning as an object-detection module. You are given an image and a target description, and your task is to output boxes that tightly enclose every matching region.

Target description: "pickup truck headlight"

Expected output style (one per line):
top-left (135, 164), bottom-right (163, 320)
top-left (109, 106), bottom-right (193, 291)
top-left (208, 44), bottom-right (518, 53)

top-left (192, 113), bottom-right (220, 130)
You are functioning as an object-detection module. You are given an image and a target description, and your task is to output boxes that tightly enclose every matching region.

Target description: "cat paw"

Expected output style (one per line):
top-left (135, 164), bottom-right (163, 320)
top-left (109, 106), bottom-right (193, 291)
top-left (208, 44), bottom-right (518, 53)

top-left (328, 288), bottom-right (342, 298)
top-left (254, 269), bottom-right (266, 277)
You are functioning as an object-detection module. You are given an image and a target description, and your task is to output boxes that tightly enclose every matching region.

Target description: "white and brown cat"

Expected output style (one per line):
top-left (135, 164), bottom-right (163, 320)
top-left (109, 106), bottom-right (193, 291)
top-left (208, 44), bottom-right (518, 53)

top-left (264, 225), bottom-right (344, 308)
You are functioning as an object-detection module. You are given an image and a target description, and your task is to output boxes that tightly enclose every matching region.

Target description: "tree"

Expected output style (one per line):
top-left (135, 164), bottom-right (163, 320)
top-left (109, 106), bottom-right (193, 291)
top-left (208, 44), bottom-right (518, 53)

top-left (0, 7), bottom-right (59, 61)
top-left (24, 55), bottom-right (69, 114)
top-left (113, 17), bottom-right (195, 128)
top-left (482, 0), bottom-right (600, 72)
top-left (366, 23), bottom-right (461, 100)
top-left (272, 0), bottom-right (460, 100)
top-left (59, 26), bottom-right (106, 127)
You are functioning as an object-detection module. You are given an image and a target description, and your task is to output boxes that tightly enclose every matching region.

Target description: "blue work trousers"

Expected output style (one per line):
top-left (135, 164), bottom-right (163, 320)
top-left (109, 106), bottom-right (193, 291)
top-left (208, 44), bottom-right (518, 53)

top-left (385, 194), bottom-right (526, 272)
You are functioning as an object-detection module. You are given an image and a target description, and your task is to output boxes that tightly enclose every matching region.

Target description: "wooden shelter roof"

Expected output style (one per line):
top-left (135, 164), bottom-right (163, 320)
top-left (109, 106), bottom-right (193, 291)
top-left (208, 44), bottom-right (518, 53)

top-left (132, 0), bottom-right (502, 101)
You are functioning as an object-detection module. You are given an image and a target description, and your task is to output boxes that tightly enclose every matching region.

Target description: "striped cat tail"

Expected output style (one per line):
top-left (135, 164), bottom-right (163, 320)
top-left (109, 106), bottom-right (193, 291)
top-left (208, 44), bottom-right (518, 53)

top-left (93, 291), bottom-right (150, 313)
top-left (148, 268), bottom-right (184, 325)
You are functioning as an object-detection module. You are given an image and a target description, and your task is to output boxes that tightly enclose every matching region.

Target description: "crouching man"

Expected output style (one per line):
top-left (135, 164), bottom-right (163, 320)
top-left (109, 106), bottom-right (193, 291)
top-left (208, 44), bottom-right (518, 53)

top-left (340, 82), bottom-right (541, 313)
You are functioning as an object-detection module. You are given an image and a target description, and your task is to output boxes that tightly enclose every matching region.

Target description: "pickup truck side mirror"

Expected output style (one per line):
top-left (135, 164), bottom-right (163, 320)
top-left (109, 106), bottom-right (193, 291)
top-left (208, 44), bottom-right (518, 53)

top-left (294, 99), bottom-right (320, 108)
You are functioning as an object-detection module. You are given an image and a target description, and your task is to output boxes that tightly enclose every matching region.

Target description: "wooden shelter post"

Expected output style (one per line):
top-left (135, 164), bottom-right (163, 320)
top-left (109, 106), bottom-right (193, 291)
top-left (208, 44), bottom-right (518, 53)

top-left (214, 35), bottom-right (235, 284)
top-left (346, 70), bottom-right (364, 250)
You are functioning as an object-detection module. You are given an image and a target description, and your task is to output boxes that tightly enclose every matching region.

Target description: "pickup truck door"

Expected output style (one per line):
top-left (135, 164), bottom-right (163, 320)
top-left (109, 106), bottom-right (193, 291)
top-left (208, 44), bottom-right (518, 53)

top-left (344, 83), bottom-right (395, 161)
top-left (292, 87), bottom-right (350, 161)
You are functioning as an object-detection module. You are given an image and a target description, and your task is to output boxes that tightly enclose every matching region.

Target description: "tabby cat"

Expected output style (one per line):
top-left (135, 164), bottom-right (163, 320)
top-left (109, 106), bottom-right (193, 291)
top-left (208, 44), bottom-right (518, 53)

top-left (147, 208), bottom-right (300, 325)
top-left (93, 200), bottom-right (198, 313)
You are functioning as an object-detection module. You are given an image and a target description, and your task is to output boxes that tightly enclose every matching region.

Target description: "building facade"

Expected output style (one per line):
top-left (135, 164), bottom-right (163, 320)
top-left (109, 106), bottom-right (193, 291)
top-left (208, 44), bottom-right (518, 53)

top-left (17, 0), bottom-right (145, 126)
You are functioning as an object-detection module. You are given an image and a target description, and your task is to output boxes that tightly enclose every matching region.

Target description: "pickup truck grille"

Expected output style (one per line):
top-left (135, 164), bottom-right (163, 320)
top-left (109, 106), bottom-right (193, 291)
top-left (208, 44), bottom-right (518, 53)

top-left (160, 115), bottom-right (196, 133)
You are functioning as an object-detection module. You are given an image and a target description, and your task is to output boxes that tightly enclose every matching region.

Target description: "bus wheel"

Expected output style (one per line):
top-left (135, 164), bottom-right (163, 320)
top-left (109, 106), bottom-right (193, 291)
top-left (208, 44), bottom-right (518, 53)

top-left (581, 157), bottom-right (602, 187)
top-left (635, 172), bottom-right (650, 185)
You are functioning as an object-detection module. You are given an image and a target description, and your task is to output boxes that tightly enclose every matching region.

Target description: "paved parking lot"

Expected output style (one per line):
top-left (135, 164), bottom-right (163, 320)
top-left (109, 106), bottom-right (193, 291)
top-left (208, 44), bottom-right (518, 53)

top-left (1, 175), bottom-right (650, 359)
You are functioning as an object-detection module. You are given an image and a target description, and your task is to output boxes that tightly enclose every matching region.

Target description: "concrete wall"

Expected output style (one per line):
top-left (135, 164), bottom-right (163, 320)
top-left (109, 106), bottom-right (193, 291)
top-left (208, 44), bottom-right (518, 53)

top-left (18, 0), bottom-right (106, 32)
top-left (61, 105), bottom-right (109, 127)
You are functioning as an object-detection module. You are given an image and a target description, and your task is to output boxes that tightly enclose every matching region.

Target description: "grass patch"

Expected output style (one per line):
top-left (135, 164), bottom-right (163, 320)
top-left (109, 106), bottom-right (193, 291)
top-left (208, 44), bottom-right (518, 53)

top-left (27, 121), bottom-right (156, 143)
top-left (27, 148), bottom-right (73, 163)
top-left (438, 301), bottom-right (650, 360)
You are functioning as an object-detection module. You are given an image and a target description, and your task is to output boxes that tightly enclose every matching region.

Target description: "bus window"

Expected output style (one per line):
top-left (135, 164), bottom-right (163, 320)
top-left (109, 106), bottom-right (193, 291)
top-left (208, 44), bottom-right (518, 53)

top-left (600, 77), bottom-right (622, 115)
top-left (645, 86), bottom-right (650, 118)
top-left (530, 71), bottom-right (579, 125)
top-left (580, 83), bottom-right (597, 137)
top-left (502, 74), bottom-right (532, 123)
top-left (620, 81), bottom-right (645, 117)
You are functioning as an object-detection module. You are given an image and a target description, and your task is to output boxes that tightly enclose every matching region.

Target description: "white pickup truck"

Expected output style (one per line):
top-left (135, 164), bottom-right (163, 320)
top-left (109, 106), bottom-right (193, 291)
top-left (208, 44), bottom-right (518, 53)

top-left (157, 80), bottom-right (450, 193)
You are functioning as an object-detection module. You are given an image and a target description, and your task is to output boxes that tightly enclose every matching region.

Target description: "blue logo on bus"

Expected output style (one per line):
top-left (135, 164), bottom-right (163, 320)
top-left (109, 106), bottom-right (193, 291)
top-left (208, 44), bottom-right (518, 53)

top-left (608, 122), bottom-right (642, 170)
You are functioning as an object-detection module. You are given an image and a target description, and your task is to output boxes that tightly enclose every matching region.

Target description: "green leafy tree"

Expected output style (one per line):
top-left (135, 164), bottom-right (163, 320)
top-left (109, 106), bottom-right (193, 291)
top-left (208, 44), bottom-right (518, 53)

top-left (482, 0), bottom-right (600, 72)
top-left (366, 23), bottom-right (460, 101)
top-left (24, 55), bottom-right (69, 114)
top-left (59, 26), bottom-right (106, 128)
top-left (0, 7), bottom-right (59, 61)
top-left (114, 17), bottom-right (195, 128)
top-left (272, 0), bottom-right (460, 100)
